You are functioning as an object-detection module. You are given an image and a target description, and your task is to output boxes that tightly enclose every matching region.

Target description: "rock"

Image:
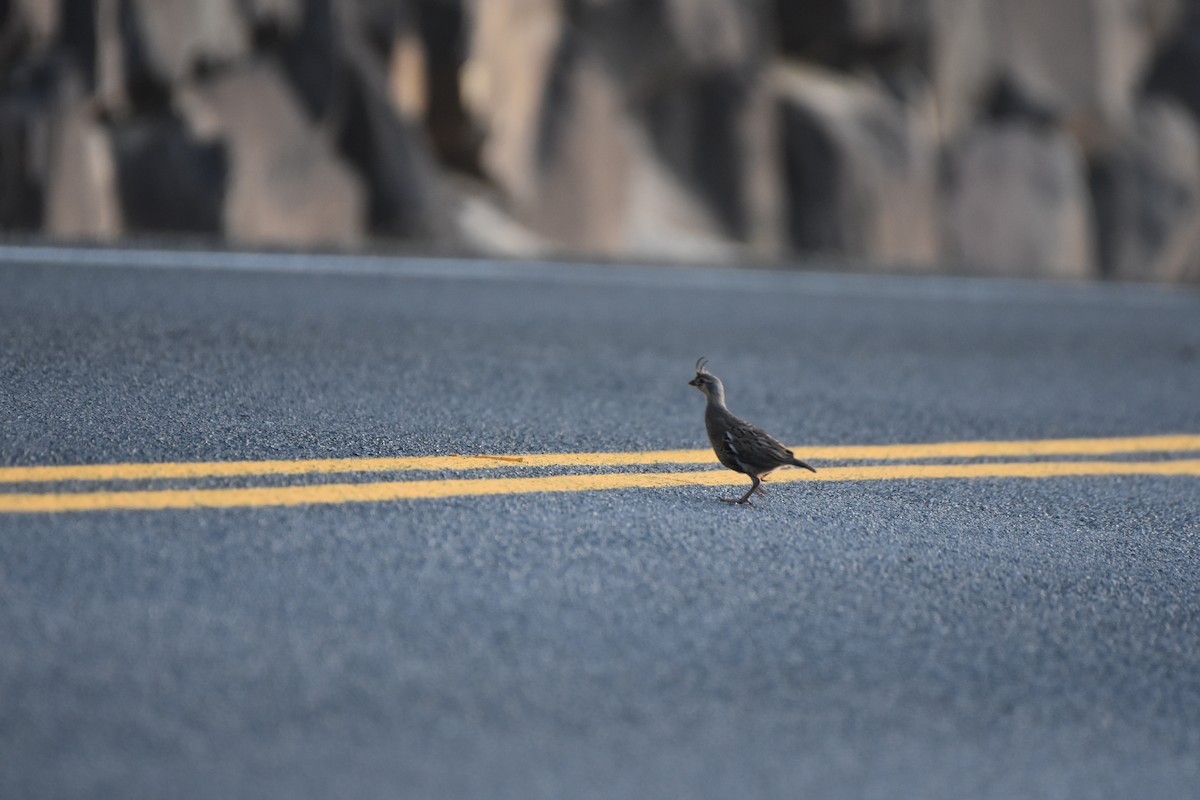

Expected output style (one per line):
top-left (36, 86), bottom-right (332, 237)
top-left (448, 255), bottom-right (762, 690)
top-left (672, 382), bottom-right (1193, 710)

top-left (774, 0), bottom-right (1182, 148)
top-left (94, 0), bottom-right (128, 113)
top-left (773, 0), bottom-right (946, 118)
top-left (123, 0), bottom-right (250, 85)
top-left (772, 0), bottom-right (990, 146)
top-left (0, 0), bottom-right (66, 124)
top-left (568, 0), bottom-right (781, 253)
top-left (623, 126), bottom-right (740, 262)
top-left (775, 0), bottom-right (923, 59)
top-left (1144, 3), bottom-right (1200, 121)
top-left (183, 63), bottom-right (365, 246)
top-left (413, 0), bottom-right (482, 172)
top-left (774, 0), bottom-right (978, 142)
top-left (0, 4), bottom-right (72, 231)
top-left (0, 91), bottom-right (49, 230)
top-left (458, 1), bottom-right (632, 253)
top-left (1090, 100), bottom-right (1200, 281)
top-left (522, 50), bottom-right (634, 254)
top-left (110, 117), bottom-right (226, 235)
top-left (6, 0), bottom-right (62, 52)
top-left (775, 64), bottom-right (939, 267)
top-left (452, 183), bottom-right (550, 258)
top-left (336, 46), bottom-right (450, 240)
top-left (387, 28), bottom-right (427, 123)
top-left (333, 13), bottom-right (450, 240)
top-left (241, 0), bottom-right (303, 33)
top-left (639, 68), bottom-right (781, 254)
top-left (584, 0), bottom-right (760, 79)
top-left (982, 0), bottom-right (1184, 147)
top-left (56, 0), bottom-right (97, 77)
top-left (662, 0), bottom-right (759, 67)
top-left (274, 0), bottom-right (339, 119)
top-left (460, 0), bottom-right (564, 206)
top-left (272, 0), bottom-right (448, 240)
top-left (43, 76), bottom-right (122, 239)
top-left (943, 121), bottom-right (1094, 277)
top-left (456, 0), bottom-right (760, 256)
top-left (924, 0), bottom-right (992, 141)
top-left (4, 0), bottom-right (1200, 282)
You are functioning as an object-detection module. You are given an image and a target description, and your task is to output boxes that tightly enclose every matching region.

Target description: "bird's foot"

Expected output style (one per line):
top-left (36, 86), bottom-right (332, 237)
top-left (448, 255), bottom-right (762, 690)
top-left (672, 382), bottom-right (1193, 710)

top-left (720, 497), bottom-right (754, 506)
top-left (753, 485), bottom-right (767, 497)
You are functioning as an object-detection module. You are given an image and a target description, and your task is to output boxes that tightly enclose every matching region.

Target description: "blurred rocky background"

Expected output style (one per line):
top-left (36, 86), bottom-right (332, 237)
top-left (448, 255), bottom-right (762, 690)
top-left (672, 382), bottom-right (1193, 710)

top-left (3, 0), bottom-right (1200, 281)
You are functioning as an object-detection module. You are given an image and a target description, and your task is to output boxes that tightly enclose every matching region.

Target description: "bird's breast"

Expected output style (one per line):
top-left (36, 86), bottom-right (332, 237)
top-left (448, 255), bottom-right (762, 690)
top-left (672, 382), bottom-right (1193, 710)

top-left (705, 410), bottom-right (745, 474)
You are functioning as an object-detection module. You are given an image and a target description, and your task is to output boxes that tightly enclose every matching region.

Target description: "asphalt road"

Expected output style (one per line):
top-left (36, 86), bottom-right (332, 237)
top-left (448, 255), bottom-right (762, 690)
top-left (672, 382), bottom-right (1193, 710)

top-left (1, 247), bottom-right (1199, 799)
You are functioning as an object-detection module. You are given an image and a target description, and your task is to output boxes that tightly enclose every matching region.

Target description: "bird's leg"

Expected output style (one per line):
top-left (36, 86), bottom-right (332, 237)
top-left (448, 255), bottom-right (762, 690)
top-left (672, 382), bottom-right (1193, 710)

top-left (721, 474), bottom-right (760, 505)
top-left (754, 478), bottom-right (767, 497)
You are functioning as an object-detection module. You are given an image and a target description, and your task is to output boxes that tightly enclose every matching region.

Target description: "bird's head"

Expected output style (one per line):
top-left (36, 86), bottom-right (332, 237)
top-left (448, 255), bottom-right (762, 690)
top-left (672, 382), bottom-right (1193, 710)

top-left (688, 357), bottom-right (723, 399)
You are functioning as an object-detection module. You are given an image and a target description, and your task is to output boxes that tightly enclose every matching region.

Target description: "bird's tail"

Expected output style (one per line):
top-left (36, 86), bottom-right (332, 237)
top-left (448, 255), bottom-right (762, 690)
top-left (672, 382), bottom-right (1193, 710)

top-left (792, 457), bottom-right (817, 473)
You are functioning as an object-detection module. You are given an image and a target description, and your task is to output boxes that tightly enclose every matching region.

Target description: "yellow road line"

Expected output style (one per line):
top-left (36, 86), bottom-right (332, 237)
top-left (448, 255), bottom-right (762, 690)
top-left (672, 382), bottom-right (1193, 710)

top-left (2, 434), bottom-right (1199, 485)
top-left (2, 460), bottom-right (1198, 514)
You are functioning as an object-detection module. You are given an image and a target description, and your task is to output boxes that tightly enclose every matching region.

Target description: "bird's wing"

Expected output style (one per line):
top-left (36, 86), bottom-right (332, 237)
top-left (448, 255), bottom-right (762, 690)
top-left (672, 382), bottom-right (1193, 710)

top-left (723, 419), bottom-right (795, 472)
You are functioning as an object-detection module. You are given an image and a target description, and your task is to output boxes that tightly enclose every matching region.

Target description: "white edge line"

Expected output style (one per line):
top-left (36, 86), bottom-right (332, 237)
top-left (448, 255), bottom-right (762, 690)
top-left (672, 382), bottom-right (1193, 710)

top-left (0, 244), bottom-right (1196, 307)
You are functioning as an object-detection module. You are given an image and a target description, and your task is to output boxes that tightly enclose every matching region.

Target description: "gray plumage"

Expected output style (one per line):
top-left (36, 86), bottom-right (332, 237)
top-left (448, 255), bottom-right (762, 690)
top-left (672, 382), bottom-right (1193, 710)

top-left (688, 358), bottom-right (816, 505)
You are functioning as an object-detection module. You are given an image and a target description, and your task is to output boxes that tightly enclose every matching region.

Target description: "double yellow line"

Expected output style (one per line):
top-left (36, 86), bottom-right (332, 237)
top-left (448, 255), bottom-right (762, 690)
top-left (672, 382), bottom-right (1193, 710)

top-left (2, 434), bottom-right (1198, 514)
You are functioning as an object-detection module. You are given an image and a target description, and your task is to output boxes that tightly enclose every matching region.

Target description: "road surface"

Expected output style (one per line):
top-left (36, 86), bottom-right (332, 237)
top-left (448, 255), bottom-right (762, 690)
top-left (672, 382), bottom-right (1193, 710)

top-left (1, 246), bottom-right (1199, 799)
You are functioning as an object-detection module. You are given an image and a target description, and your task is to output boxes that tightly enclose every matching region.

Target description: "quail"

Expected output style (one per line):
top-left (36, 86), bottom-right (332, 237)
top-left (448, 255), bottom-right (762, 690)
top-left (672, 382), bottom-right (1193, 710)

top-left (688, 358), bottom-right (816, 505)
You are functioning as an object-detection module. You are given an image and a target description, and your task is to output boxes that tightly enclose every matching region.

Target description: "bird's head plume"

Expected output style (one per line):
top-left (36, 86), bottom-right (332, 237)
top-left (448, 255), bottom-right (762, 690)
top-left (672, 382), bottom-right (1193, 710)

top-left (688, 357), bottom-right (724, 402)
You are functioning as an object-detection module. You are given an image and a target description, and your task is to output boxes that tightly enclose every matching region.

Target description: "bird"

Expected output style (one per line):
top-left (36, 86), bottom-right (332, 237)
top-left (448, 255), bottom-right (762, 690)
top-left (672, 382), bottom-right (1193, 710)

top-left (688, 357), bottom-right (816, 505)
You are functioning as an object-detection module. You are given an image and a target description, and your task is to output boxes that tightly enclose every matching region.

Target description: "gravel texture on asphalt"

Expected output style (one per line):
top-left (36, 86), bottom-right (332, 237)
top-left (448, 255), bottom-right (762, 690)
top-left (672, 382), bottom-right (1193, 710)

top-left (1, 254), bottom-right (1198, 799)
